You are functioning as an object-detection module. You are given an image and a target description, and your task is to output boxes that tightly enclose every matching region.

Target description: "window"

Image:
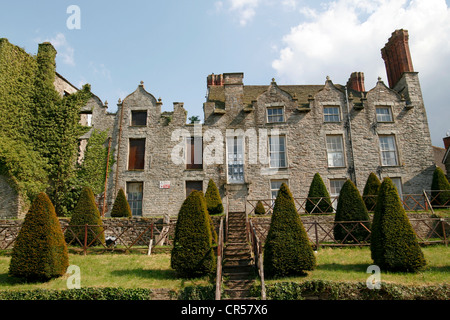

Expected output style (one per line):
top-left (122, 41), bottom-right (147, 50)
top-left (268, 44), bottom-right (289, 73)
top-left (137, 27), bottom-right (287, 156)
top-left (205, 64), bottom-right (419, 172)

top-left (324, 106), bottom-right (340, 122)
top-left (186, 137), bottom-right (203, 170)
top-left (326, 135), bottom-right (345, 167)
top-left (379, 135), bottom-right (398, 166)
top-left (270, 180), bottom-right (288, 203)
top-left (269, 135), bottom-right (287, 168)
top-left (376, 107), bottom-right (393, 122)
top-left (87, 114), bottom-right (93, 127)
top-left (267, 107), bottom-right (284, 123)
top-left (390, 177), bottom-right (403, 199)
top-left (186, 181), bottom-right (203, 198)
top-left (80, 112), bottom-right (92, 127)
top-left (227, 136), bottom-right (244, 183)
top-left (330, 179), bottom-right (346, 210)
top-left (127, 182), bottom-right (143, 216)
top-left (128, 138), bottom-right (145, 170)
top-left (131, 111), bottom-right (147, 126)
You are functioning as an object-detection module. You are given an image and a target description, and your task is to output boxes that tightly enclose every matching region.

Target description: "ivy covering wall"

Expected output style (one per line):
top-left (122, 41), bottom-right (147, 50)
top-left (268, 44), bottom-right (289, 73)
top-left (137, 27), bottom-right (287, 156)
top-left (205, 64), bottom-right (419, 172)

top-left (0, 38), bottom-right (95, 216)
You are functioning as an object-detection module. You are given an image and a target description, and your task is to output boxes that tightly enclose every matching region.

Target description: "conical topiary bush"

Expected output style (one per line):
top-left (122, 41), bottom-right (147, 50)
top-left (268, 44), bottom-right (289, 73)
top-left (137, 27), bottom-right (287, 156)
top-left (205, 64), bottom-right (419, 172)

top-left (362, 172), bottom-right (381, 211)
top-left (370, 178), bottom-right (427, 273)
top-left (65, 186), bottom-right (105, 247)
top-left (9, 193), bottom-right (69, 282)
top-left (431, 167), bottom-right (450, 207)
top-left (306, 173), bottom-right (333, 213)
top-left (110, 188), bottom-right (132, 218)
top-left (171, 190), bottom-right (215, 278)
top-left (334, 179), bottom-right (371, 243)
top-left (264, 183), bottom-right (316, 278)
top-left (254, 200), bottom-right (266, 215)
top-left (204, 179), bottom-right (223, 215)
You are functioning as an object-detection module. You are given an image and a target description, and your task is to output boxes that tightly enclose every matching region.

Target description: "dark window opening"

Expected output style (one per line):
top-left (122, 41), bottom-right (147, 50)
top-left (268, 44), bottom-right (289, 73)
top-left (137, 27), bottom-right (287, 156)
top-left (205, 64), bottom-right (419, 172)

top-left (129, 138), bottom-right (145, 170)
top-left (186, 181), bottom-right (203, 198)
top-left (186, 137), bottom-right (203, 170)
top-left (131, 111), bottom-right (147, 126)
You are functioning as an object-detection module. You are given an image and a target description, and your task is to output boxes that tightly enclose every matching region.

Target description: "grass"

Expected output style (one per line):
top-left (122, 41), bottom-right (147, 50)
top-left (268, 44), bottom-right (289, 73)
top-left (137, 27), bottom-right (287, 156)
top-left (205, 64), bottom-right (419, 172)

top-left (264, 245), bottom-right (450, 286)
top-left (0, 245), bottom-right (448, 292)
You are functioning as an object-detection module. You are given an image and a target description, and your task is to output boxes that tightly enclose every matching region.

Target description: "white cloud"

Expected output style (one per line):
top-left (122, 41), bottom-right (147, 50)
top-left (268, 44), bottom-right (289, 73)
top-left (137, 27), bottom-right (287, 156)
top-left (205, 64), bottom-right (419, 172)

top-left (226, 0), bottom-right (260, 26)
top-left (36, 33), bottom-right (76, 66)
top-left (271, 0), bottom-right (450, 145)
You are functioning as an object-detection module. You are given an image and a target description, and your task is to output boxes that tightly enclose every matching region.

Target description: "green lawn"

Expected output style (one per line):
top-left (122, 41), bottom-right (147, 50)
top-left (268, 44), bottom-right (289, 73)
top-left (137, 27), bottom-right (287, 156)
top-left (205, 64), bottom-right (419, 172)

top-left (0, 245), bottom-right (448, 292)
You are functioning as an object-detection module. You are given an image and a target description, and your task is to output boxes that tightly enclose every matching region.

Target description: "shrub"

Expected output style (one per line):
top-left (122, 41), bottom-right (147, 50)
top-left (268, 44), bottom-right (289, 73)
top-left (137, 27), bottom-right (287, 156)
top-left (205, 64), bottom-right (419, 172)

top-left (254, 200), bottom-right (266, 215)
top-left (306, 173), bottom-right (333, 213)
top-left (9, 193), bottom-right (69, 282)
top-left (431, 167), bottom-right (450, 207)
top-left (65, 187), bottom-right (105, 246)
top-left (171, 190), bottom-right (215, 278)
top-left (370, 178), bottom-right (427, 272)
top-left (264, 183), bottom-right (316, 278)
top-left (362, 172), bottom-right (381, 211)
top-left (204, 179), bottom-right (223, 215)
top-left (110, 188), bottom-right (132, 218)
top-left (334, 179), bottom-right (371, 243)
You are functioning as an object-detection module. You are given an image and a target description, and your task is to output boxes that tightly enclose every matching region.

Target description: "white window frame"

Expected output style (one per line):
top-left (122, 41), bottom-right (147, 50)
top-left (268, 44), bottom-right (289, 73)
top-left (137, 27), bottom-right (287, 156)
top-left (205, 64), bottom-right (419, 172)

top-left (376, 106), bottom-right (393, 122)
top-left (127, 182), bottom-right (143, 217)
top-left (379, 135), bottom-right (399, 166)
top-left (324, 106), bottom-right (341, 122)
top-left (270, 179), bottom-right (289, 204)
top-left (266, 106), bottom-right (285, 123)
top-left (390, 177), bottom-right (403, 200)
top-left (326, 135), bottom-right (345, 168)
top-left (329, 179), bottom-right (346, 210)
top-left (269, 135), bottom-right (287, 169)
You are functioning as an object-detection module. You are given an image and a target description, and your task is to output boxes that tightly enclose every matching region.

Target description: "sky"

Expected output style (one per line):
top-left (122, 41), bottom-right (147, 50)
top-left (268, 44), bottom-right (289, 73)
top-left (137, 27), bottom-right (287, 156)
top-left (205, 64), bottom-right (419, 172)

top-left (0, 0), bottom-right (449, 148)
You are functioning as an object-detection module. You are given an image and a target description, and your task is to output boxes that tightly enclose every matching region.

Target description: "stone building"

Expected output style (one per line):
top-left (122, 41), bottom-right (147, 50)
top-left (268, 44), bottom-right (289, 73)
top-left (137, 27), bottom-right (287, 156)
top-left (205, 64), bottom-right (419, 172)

top-left (99, 29), bottom-right (435, 217)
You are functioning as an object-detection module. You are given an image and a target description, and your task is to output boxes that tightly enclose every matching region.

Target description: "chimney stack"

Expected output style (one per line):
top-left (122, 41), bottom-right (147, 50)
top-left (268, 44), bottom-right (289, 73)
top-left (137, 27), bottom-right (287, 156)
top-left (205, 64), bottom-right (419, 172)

top-left (346, 72), bottom-right (365, 92)
top-left (207, 73), bottom-right (224, 87)
top-left (381, 29), bottom-right (414, 88)
top-left (444, 136), bottom-right (450, 150)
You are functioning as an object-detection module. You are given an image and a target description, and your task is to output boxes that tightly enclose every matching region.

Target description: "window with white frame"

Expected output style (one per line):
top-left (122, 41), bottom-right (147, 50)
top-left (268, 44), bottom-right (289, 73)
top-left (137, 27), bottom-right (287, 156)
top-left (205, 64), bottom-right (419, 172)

top-left (330, 179), bottom-right (346, 210)
top-left (376, 106), bottom-right (393, 122)
top-left (326, 135), bottom-right (345, 167)
top-left (390, 177), bottom-right (403, 199)
top-left (379, 135), bottom-right (399, 166)
top-left (324, 106), bottom-right (341, 122)
top-left (267, 107), bottom-right (284, 123)
top-left (127, 182), bottom-right (143, 216)
top-left (269, 135), bottom-right (287, 168)
top-left (270, 180), bottom-right (288, 202)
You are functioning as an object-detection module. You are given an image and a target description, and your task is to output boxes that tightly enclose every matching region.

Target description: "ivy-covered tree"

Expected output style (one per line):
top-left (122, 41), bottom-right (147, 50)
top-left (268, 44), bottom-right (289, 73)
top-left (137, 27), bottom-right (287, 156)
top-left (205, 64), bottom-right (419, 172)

top-left (264, 183), bottom-right (316, 278)
top-left (65, 187), bottom-right (105, 247)
top-left (171, 190), bottom-right (215, 278)
top-left (430, 167), bottom-right (450, 207)
top-left (204, 179), bottom-right (223, 215)
top-left (370, 178), bottom-right (426, 273)
top-left (9, 193), bottom-right (69, 282)
top-left (110, 188), bottom-right (132, 218)
top-left (334, 179), bottom-right (371, 243)
top-left (306, 173), bottom-right (333, 213)
top-left (362, 172), bottom-right (381, 211)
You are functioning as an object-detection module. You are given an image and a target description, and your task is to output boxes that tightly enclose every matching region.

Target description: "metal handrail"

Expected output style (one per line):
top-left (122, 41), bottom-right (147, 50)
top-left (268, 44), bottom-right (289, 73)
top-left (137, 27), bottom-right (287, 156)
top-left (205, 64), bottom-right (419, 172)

top-left (249, 220), bottom-right (266, 300)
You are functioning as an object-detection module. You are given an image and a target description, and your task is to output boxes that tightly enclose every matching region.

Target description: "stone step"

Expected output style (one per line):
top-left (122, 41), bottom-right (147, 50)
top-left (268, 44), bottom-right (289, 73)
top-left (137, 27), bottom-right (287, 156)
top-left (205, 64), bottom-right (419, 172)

top-left (224, 288), bottom-right (253, 299)
top-left (224, 272), bottom-right (254, 281)
top-left (225, 279), bottom-right (254, 290)
top-left (224, 258), bottom-right (253, 267)
top-left (223, 264), bottom-right (254, 275)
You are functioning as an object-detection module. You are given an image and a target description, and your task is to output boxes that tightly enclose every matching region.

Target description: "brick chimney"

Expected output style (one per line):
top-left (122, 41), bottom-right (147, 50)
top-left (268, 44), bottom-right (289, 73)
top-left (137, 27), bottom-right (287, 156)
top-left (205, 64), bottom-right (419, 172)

top-left (207, 73), bottom-right (224, 87)
top-left (346, 72), bottom-right (365, 92)
top-left (381, 29), bottom-right (414, 88)
top-left (444, 136), bottom-right (450, 150)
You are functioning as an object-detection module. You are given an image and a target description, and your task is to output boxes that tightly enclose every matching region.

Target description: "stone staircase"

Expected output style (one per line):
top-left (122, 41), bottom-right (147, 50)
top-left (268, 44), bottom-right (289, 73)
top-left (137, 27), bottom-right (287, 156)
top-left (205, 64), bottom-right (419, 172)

top-left (222, 211), bottom-right (257, 300)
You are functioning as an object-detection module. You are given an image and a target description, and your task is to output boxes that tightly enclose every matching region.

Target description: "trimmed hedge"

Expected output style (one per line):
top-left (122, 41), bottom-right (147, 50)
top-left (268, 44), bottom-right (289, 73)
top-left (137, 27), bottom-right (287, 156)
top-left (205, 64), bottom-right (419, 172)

top-left (334, 179), bottom-right (371, 243)
top-left (171, 190), bottom-right (216, 278)
top-left (65, 187), bottom-right (105, 246)
top-left (306, 173), bottom-right (333, 213)
top-left (204, 179), bottom-right (223, 215)
top-left (362, 172), bottom-right (381, 211)
top-left (254, 200), bottom-right (266, 215)
top-left (8, 193), bottom-right (69, 282)
top-left (431, 167), bottom-right (450, 206)
top-left (264, 183), bottom-right (316, 278)
top-left (371, 178), bottom-right (427, 273)
top-left (110, 188), bottom-right (132, 218)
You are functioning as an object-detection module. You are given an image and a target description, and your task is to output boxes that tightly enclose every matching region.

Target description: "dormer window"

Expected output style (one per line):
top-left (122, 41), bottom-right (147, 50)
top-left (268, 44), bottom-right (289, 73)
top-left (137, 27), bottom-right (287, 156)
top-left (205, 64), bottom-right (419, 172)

top-left (376, 106), bottom-right (393, 122)
top-left (267, 107), bottom-right (284, 123)
top-left (131, 111), bottom-right (147, 126)
top-left (80, 112), bottom-right (93, 127)
top-left (324, 106), bottom-right (341, 122)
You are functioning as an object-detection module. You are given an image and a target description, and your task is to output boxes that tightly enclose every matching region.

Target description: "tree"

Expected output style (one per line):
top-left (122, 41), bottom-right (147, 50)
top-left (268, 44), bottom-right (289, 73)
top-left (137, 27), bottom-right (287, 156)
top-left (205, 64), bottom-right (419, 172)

top-left (188, 115), bottom-right (201, 124)
top-left (334, 179), bottom-right (371, 243)
top-left (65, 187), bottom-right (105, 247)
top-left (254, 200), bottom-right (266, 215)
top-left (264, 183), bottom-right (316, 278)
top-left (305, 173), bottom-right (333, 213)
top-left (110, 188), bottom-right (132, 218)
top-left (430, 167), bottom-right (450, 207)
top-left (362, 172), bottom-right (381, 211)
top-left (204, 179), bottom-right (223, 215)
top-left (9, 193), bottom-right (69, 282)
top-left (370, 178), bottom-right (426, 273)
top-left (171, 190), bottom-right (215, 278)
